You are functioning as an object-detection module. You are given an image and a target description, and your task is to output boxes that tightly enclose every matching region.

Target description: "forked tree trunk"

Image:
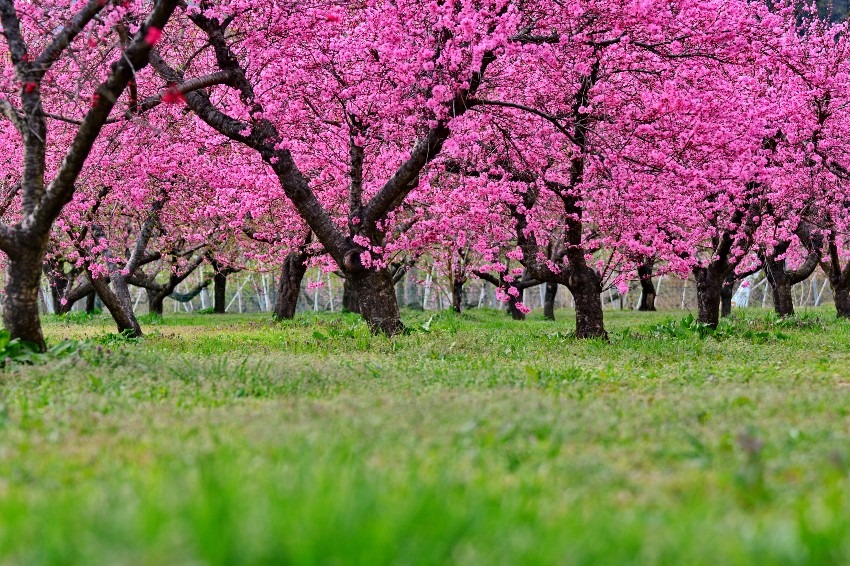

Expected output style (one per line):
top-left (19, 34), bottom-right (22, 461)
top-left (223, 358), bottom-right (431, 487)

top-left (213, 271), bottom-right (227, 314)
top-left (720, 276), bottom-right (735, 318)
top-left (694, 266), bottom-right (724, 328)
top-left (342, 278), bottom-right (360, 314)
top-left (568, 267), bottom-right (607, 339)
top-left (763, 255), bottom-right (813, 318)
top-left (543, 282), bottom-right (558, 320)
top-left (89, 276), bottom-right (142, 336)
top-left (56, 280), bottom-right (96, 314)
top-left (451, 278), bottom-right (465, 313)
top-left (3, 251), bottom-right (47, 350)
top-left (348, 268), bottom-right (404, 335)
top-left (637, 261), bottom-right (656, 312)
top-left (761, 234), bottom-right (821, 318)
top-left (274, 251), bottom-right (308, 320)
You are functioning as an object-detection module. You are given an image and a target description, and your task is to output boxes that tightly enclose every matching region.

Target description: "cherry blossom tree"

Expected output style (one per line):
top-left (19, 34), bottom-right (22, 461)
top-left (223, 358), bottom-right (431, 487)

top-left (0, 0), bottom-right (181, 348)
top-left (143, 0), bottom-right (562, 335)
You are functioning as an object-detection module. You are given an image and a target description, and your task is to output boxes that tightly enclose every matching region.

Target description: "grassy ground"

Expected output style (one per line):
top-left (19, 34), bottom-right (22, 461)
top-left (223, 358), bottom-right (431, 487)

top-left (1, 307), bottom-right (850, 564)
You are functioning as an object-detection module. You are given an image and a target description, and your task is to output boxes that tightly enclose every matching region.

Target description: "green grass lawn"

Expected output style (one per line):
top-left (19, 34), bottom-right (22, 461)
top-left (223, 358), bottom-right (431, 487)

top-left (2, 307), bottom-right (850, 564)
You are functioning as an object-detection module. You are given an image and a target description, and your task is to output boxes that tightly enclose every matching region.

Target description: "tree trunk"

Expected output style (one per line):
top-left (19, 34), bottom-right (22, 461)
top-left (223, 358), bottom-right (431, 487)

top-left (274, 251), bottom-right (308, 320)
top-left (3, 252), bottom-right (47, 350)
top-left (45, 269), bottom-right (68, 315)
top-left (342, 278), bottom-right (360, 314)
top-left (57, 293), bottom-right (73, 314)
top-left (348, 268), bottom-right (404, 335)
top-left (832, 283), bottom-right (850, 318)
top-left (543, 282), bottom-right (558, 320)
top-left (58, 297), bottom-right (74, 315)
top-left (568, 267), bottom-right (607, 339)
top-left (506, 287), bottom-right (526, 321)
top-left (55, 280), bottom-right (96, 314)
top-left (89, 276), bottom-right (142, 336)
top-left (109, 273), bottom-right (142, 335)
top-left (767, 271), bottom-right (795, 318)
top-left (773, 280), bottom-right (794, 317)
top-left (637, 262), bottom-right (656, 311)
top-left (762, 257), bottom-right (797, 318)
top-left (694, 267), bottom-right (723, 328)
top-left (147, 289), bottom-right (165, 317)
top-left (213, 271), bottom-right (227, 314)
top-left (720, 276), bottom-right (735, 318)
top-left (85, 292), bottom-right (96, 313)
top-left (451, 278), bottom-right (465, 313)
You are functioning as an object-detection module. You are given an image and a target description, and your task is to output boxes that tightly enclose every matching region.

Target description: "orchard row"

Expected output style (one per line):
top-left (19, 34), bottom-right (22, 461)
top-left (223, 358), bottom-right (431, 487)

top-left (0, 0), bottom-right (848, 348)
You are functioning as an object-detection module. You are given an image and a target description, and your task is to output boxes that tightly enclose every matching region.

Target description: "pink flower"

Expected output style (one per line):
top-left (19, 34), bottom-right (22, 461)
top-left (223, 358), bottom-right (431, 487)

top-left (161, 84), bottom-right (186, 105)
top-left (145, 27), bottom-right (162, 46)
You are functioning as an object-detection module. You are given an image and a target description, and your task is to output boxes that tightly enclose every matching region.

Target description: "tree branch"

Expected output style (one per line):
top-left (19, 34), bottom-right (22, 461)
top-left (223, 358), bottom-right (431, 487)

top-left (32, 0), bottom-right (180, 231)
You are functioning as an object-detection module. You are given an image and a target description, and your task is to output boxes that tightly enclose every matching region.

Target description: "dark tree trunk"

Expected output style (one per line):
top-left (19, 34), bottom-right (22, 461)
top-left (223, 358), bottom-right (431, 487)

top-left (85, 292), bottom-right (96, 313)
top-left (109, 274), bottom-right (142, 335)
top-left (637, 261), bottom-right (656, 311)
top-left (213, 271), bottom-right (227, 314)
top-left (3, 252), bottom-right (47, 350)
top-left (835, 285), bottom-right (850, 318)
top-left (147, 289), bottom-right (164, 317)
top-left (506, 287), bottom-right (526, 321)
top-left (767, 269), bottom-right (795, 318)
top-left (760, 234), bottom-right (821, 319)
top-left (44, 266), bottom-right (69, 315)
top-left (89, 276), bottom-right (142, 336)
top-left (274, 251), bottom-right (308, 320)
top-left (762, 254), bottom-right (805, 318)
top-left (694, 266), bottom-right (723, 328)
top-left (348, 268), bottom-right (404, 335)
top-left (56, 280), bottom-right (95, 314)
top-left (57, 291), bottom-right (73, 314)
top-left (342, 278), bottom-right (360, 314)
top-left (543, 282), bottom-right (558, 321)
top-left (720, 276), bottom-right (735, 318)
top-left (773, 280), bottom-right (794, 317)
top-left (58, 296), bottom-right (74, 315)
top-left (87, 224), bottom-right (143, 334)
top-left (451, 278), bottom-right (465, 313)
top-left (568, 267), bottom-right (607, 339)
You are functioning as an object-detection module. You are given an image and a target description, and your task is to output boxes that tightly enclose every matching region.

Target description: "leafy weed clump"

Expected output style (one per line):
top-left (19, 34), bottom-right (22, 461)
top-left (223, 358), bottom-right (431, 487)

top-left (648, 314), bottom-right (791, 343)
top-left (0, 329), bottom-right (90, 368)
